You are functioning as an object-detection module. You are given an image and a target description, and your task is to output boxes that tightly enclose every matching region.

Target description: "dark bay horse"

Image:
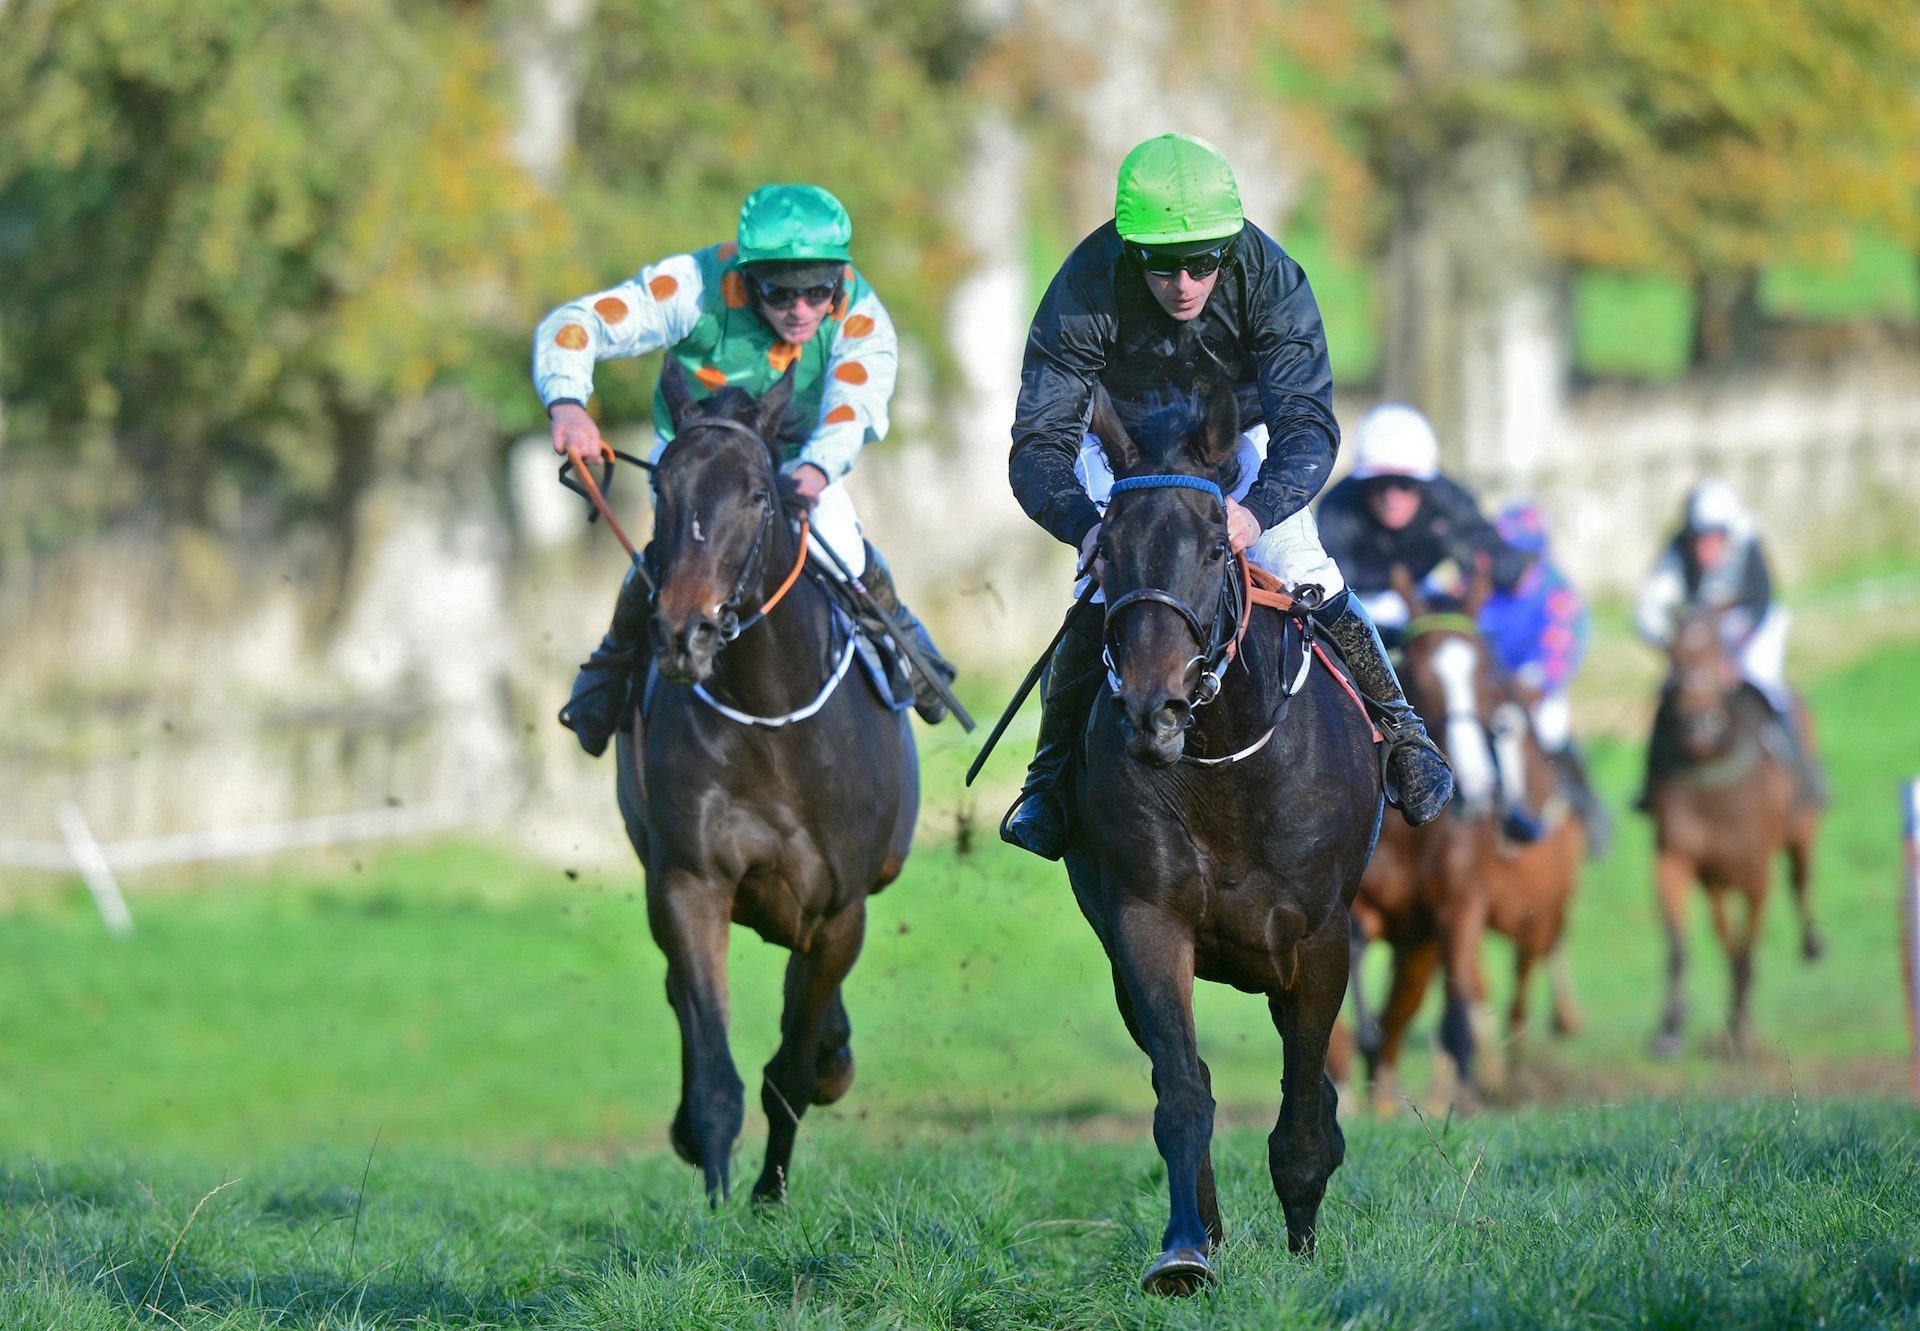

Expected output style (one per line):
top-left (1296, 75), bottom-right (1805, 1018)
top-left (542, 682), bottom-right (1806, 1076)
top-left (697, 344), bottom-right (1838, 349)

top-left (614, 362), bottom-right (918, 1202)
top-left (1348, 571), bottom-right (1584, 1112)
top-left (1645, 605), bottom-right (1822, 1057)
top-left (1066, 383), bottom-right (1382, 1294)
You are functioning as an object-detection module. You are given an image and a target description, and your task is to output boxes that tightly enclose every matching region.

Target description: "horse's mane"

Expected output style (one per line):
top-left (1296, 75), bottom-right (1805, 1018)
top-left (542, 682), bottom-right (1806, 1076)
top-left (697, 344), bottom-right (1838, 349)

top-left (1101, 382), bottom-right (1243, 491)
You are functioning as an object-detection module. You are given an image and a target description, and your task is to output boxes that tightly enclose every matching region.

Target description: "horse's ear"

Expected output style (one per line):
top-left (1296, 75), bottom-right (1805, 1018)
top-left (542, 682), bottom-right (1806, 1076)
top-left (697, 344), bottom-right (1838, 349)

top-left (1462, 552), bottom-right (1493, 617)
top-left (1185, 377), bottom-right (1240, 471)
top-left (1088, 384), bottom-right (1139, 472)
top-left (1390, 564), bottom-right (1427, 618)
top-left (755, 362), bottom-right (799, 447)
top-left (658, 358), bottom-right (696, 431)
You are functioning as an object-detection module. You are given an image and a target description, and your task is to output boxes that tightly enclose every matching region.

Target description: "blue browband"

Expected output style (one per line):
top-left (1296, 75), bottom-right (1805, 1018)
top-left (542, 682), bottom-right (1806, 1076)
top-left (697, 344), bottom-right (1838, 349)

top-left (1107, 474), bottom-right (1226, 505)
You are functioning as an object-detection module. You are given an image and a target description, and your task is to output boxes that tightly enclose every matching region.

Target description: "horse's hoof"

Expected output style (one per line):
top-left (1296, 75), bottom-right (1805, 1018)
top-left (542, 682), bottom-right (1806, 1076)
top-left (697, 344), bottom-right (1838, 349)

top-left (669, 1111), bottom-right (703, 1168)
top-left (750, 1180), bottom-right (788, 1209)
top-left (813, 1045), bottom-right (855, 1105)
top-left (1802, 934), bottom-right (1825, 963)
top-left (1141, 1246), bottom-right (1216, 1297)
top-left (1649, 1032), bottom-right (1684, 1061)
top-left (1551, 1007), bottom-right (1584, 1038)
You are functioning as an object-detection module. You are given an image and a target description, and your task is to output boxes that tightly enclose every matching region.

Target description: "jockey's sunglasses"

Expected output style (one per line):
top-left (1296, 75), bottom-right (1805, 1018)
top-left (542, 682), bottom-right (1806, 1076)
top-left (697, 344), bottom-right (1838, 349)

top-left (751, 277), bottom-right (840, 310)
top-left (1132, 240), bottom-right (1233, 279)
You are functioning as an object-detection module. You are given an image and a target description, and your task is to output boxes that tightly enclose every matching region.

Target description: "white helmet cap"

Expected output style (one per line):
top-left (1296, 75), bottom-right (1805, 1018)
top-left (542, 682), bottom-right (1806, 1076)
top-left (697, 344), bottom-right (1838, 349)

top-left (1351, 403), bottom-right (1440, 481)
top-left (1685, 476), bottom-right (1746, 534)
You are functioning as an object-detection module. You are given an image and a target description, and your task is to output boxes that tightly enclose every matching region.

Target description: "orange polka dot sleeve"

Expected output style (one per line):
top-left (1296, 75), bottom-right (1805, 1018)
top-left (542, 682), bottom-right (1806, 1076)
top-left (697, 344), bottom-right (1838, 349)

top-left (796, 288), bottom-right (899, 483)
top-left (531, 254), bottom-right (705, 410)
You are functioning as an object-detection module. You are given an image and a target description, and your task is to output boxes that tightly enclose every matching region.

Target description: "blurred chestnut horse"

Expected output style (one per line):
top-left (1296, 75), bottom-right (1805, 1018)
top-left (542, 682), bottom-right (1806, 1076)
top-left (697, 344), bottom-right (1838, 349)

top-left (1066, 382), bottom-right (1382, 1294)
top-left (615, 363), bottom-right (917, 1203)
top-left (1348, 570), bottom-right (1584, 1111)
top-left (1644, 604), bottom-right (1822, 1057)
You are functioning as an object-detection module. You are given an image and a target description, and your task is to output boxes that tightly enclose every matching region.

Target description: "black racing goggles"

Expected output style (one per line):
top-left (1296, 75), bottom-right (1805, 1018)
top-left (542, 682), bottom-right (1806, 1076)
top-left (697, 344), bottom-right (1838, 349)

top-left (751, 277), bottom-right (841, 310)
top-left (1131, 239), bottom-right (1234, 279)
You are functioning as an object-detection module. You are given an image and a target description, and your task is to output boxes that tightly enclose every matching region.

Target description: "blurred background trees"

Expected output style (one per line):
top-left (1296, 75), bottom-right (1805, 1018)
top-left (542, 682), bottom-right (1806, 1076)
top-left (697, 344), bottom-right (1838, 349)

top-left (2, 0), bottom-right (1916, 545)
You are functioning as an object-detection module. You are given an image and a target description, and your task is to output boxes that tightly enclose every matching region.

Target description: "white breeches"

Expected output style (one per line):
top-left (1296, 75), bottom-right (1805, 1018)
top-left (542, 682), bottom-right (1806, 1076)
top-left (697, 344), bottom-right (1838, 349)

top-left (1074, 424), bottom-right (1346, 600)
top-left (1531, 688), bottom-right (1572, 752)
top-left (808, 477), bottom-right (866, 579)
top-left (1737, 606), bottom-right (1790, 714)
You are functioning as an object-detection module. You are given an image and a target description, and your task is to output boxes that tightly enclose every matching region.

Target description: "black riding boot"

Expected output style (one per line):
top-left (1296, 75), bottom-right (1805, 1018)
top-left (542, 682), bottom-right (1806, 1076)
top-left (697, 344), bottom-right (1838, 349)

top-left (1768, 702), bottom-right (1830, 810)
top-left (860, 541), bottom-right (958, 725)
top-left (1313, 590), bottom-right (1455, 825)
top-left (1548, 742), bottom-right (1613, 858)
top-left (1000, 606), bottom-right (1104, 861)
top-left (558, 560), bottom-right (651, 757)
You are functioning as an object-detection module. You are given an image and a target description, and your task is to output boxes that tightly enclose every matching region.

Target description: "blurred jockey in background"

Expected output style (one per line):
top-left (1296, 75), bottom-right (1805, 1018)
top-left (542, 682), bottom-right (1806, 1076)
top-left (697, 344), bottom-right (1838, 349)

top-left (1634, 477), bottom-right (1826, 806)
top-left (1317, 403), bottom-right (1546, 842)
top-left (1479, 501), bottom-right (1611, 856)
top-left (533, 183), bottom-right (956, 756)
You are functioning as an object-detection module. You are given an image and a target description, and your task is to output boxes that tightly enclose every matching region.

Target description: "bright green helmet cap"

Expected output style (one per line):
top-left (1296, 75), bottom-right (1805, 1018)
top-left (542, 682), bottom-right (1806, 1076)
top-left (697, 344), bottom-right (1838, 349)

top-left (1114, 133), bottom-right (1244, 246)
top-left (735, 183), bottom-right (853, 265)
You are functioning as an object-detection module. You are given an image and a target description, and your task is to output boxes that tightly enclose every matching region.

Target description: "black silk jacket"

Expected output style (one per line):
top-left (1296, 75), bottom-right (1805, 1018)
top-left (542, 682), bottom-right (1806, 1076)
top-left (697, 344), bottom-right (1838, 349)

top-left (1009, 221), bottom-right (1340, 548)
top-left (1316, 473), bottom-right (1534, 595)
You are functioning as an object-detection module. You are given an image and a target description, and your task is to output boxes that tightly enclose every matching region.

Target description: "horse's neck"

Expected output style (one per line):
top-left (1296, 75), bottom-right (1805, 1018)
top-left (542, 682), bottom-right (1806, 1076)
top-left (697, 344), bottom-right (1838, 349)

top-left (702, 520), bottom-right (837, 714)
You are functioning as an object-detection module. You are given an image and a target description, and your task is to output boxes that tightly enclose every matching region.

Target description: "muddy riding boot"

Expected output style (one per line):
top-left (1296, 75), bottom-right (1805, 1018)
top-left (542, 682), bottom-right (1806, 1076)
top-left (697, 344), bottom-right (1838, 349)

top-left (860, 541), bottom-right (958, 725)
top-left (558, 560), bottom-right (651, 757)
top-left (1548, 743), bottom-right (1612, 858)
top-left (1313, 590), bottom-right (1455, 826)
top-left (1001, 609), bottom-right (1104, 861)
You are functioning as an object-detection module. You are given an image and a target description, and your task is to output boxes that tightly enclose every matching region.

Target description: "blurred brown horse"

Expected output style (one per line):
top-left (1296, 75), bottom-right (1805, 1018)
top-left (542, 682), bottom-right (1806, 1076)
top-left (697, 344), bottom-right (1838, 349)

top-left (615, 363), bottom-right (918, 1204)
top-left (1644, 605), bottom-right (1822, 1057)
top-left (1348, 569), bottom-right (1584, 1111)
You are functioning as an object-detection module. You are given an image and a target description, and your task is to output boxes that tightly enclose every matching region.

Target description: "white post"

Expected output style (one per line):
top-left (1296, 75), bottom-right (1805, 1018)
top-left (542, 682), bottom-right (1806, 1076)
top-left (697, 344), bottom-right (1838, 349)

top-left (1904, 778), bottom-right (1920, 1101)
top-left (56, 802), bottom-right (133, 938)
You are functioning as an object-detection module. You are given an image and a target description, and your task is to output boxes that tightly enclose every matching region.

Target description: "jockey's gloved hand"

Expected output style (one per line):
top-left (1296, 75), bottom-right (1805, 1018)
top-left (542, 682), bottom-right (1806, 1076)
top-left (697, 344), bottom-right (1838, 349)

top-left (779, 462), bottom-right (829, 511)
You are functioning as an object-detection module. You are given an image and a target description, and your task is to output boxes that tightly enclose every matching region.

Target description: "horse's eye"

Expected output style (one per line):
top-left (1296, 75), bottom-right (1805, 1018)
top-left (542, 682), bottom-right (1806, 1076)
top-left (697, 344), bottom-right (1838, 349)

top-left (1210, 540), bottom-right (1230, 560)
top-left (752, 487), bottom-right (771, 506)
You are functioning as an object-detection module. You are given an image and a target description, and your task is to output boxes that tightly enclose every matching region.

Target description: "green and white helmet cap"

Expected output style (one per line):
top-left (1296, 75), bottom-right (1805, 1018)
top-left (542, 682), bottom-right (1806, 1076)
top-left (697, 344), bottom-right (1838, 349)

top-left (736, 183), bottom-right (853, 267)
top-left (1114, 133), bottom-right (1244, 248)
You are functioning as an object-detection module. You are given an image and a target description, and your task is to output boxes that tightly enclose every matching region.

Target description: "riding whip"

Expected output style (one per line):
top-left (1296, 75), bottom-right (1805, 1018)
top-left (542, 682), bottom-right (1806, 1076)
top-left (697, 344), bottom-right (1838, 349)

top-left (807, 534), bottom-right (977, 732)
top-left (964, 580), bottom-right (1100, 787)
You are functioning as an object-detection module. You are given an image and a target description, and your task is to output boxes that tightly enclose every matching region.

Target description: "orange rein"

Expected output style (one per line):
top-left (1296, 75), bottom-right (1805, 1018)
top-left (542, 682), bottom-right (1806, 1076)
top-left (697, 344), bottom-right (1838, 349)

top-left (749, 514), bottom-right (811, 621)
top-left (563, 443), bottom-right (640, 560)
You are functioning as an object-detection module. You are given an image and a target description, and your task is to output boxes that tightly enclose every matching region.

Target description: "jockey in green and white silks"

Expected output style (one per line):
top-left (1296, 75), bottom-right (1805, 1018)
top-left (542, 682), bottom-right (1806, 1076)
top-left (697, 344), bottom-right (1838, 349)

top-left (534, 183), bottom-right (956, 755)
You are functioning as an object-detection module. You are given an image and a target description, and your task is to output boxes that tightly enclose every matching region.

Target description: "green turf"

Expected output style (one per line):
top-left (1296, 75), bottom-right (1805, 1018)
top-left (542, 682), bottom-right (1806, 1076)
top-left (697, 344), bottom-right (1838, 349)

top-left (4, 1100), bottom-right (1917, 1328)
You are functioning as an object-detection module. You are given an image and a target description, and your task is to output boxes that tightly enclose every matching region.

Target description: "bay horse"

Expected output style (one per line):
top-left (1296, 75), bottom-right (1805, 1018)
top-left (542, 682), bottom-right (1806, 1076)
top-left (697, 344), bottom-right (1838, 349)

top-left (1067, 381), bottom-right (1382, 1294)
top-left (614, 361), bottom-right (918, 1203)
top-left (1645, 604), bottom-right (1822, 1057)
top-left (1347, 570), bottom-right (1584, 1112)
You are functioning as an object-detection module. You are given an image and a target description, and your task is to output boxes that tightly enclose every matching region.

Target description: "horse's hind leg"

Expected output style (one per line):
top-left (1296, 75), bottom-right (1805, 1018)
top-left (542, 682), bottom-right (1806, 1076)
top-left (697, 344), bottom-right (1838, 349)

top-left (1347, 915), bottom-right (1383, 1062)
top-left (1548, 944), bottom-right (1583, 1038)
top-left (752, 902), bottom-right (865, 1205)
top-left (1650, 850), bottom-right (1692, 1059)
top-left (1721, 881), bottom-right (1767, 1058)
top-left (1112, 965), bottom-right (1223, 1247)
top-left (1267, 914), bottom-right (1350, 1257)
top-left (812, 989), bottom-right (855, 1106)
top-left (650, 873), bottom-right (744, 1202)
top-left (1111, 917), bottom-right (1217, 1295)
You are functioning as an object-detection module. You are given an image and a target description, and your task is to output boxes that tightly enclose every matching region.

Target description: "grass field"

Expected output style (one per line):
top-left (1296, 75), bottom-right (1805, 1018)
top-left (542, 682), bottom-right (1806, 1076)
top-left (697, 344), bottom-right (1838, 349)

top-left (2, 576), bottom-right (1917, 1326)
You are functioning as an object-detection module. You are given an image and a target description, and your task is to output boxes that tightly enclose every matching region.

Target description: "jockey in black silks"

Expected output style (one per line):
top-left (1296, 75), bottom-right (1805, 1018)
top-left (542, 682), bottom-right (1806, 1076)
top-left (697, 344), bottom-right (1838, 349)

top-left (1000, 132), bottom-right (1455, 861)
top-left (1315, 403), bottom-right (1549, 843)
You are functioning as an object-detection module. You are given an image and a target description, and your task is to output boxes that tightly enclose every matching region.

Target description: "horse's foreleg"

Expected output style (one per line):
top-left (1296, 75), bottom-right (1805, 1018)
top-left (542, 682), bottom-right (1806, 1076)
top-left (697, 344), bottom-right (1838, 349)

top-left (1366, 938), bottom-right (1440, 1114)
top-left (1508, 945), bottom-right (1539, 1048)
top-left (1435, 889), bottom-right (1494, 1106)
top-left (1347, 915), bottom-right (1383, 1060)
top-left (752, 902), bottom-right (865, 1205)
top-left (1786, 823), bottom-right (1823, 962)
top-left (1112, 965), bottom-right (1223, 1247)
top-left (1725, 879), bottom-right (1768, 1057)
top-left (1112, 911), bottom-right (1216, 1295)
top-left (1651, 850), bottom-right (1692, 1059)
top-left (1268, 915), bottom-right (1351, 1258)
top-left (650, 874), bottom-right (744, 1203)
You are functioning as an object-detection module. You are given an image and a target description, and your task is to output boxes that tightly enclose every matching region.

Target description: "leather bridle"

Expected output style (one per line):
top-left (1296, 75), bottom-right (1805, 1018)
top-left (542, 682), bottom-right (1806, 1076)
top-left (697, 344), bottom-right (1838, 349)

top-left (1100, 473), bottom-right (1246, 709)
